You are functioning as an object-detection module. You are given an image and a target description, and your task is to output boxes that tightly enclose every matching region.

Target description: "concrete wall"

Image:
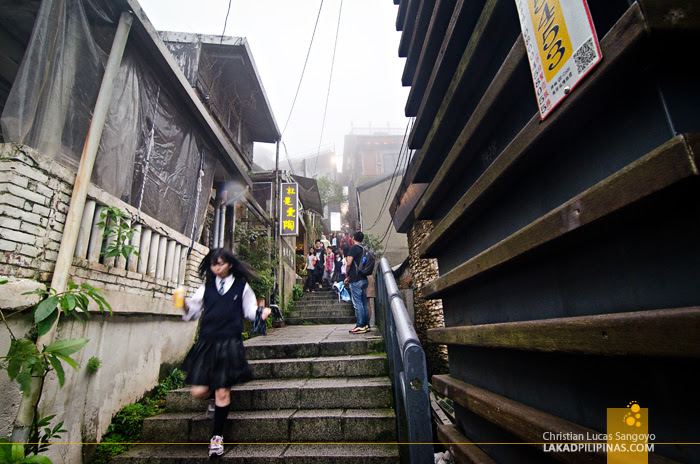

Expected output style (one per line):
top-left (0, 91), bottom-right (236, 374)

top-left (358, 177), bottom-right (408, 267)
top-left (0, 144), bottom-right (206, 463)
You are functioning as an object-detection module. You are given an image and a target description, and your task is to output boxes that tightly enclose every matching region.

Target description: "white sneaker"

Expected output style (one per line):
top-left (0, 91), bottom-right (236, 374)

top-left (208, 435), bottom-right (224, 457)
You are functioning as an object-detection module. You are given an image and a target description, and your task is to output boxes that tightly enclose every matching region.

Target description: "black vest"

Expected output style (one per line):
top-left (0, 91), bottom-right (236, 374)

top-left (199, 277), bottom-right (246, 340)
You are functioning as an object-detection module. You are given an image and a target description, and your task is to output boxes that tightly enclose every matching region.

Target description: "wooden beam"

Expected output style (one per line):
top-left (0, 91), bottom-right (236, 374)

top-left (405, 0), bottom-right (458, 115)
top-left (416, 3), bottom-right (648, 262)
top-left (413, 36), bottom-right (526, 221)
top-left (428, 307), bottom-right (700, 357)
top-left (402, 0), bottom-right (437, 86)
top-left (433, 375), bottom-right (606, 463)
top-left (408, 0), bottom-right (501, 153)
top-left (433, 376), bottom-right (679, 464)
top-left (404, 0), bottom-right (479, 152)
top-left (398, 0), bottom-right (420, 57)
top-left (422, 134), bottom-right (699, 298)
top-left (396, 0), bottom-right (408, 31)
top-left (437, 424), bottom-right (497, 464)
top-left (637, 0), bottom-right (700, 32)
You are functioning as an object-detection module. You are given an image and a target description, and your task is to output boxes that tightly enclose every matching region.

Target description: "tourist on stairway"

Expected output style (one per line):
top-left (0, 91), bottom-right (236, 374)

top-left (304, 246), bottom-right (317, 292)
top-left (323, 246), bottom-right (335, 287)
top-left (345, 231), bottom-right (370, 334)
top-left (332, 247), bottom-right (345, 284)
top-left (313, 240), bottom-right (326, 290)
top-left (180, 248), bottom-right (272, 457)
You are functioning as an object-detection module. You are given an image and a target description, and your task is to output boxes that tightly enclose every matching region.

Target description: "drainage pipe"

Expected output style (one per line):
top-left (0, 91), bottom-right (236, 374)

top-left (11, 11), bottom-right (133, 443)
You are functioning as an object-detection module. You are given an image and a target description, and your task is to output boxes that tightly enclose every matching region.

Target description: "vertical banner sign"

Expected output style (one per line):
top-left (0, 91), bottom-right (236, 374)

top-left (514, 0), bottom-right (602, 119)
top-left (330, 212), bottom-right (341, 231)
top-left (280, 182), bottom-right (299, 236)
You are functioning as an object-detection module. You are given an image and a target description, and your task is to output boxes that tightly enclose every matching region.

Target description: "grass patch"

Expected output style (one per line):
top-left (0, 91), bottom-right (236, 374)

top-left (91, 368), bottom-right (186, 464)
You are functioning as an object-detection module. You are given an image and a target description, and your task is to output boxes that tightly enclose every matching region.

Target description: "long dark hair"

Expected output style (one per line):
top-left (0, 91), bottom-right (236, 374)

top-left (198, 248), bottom-right (258, 285)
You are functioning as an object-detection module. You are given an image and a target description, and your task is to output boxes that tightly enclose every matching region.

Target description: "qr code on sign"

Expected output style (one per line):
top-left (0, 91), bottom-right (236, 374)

top-left (574, 37), bottom-right (597, 74)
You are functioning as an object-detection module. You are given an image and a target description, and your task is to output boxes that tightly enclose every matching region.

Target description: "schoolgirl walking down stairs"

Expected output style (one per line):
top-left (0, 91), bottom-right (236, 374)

top-left (181, 248), bottom-right (272, 457)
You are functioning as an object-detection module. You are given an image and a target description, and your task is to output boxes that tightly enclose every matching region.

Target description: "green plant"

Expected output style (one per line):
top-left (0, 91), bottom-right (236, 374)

top-left (97, 206), bottom-right (140, 261)
top-left (362, 232), bottom-right (385, 261)
top-left (293, 284), bottom-right (303, 300)
top-left (235, 228), bottom-right (278, 301)
top-left (92, 368), bottom-right (186, 464)
top-left (0, 280), bottom-right (112, 464)
top-left (87, 357), bottom-right (102, 373)
top-left (26, 415), bottom-right (66, 457)
top-left (317, 177), bottom-right (347, 209)
top-left (248, 268), bottom-right (275, 302)
top-left (0, 440), bottom-right (51, 464)
top-left (2, 282), bottom-right (111, 393)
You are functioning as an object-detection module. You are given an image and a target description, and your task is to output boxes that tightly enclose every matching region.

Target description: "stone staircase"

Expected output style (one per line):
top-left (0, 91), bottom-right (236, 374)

top-left (111, 325), bottom-right (399, 463)
top-left (286, 286), bottom-right (356, 325)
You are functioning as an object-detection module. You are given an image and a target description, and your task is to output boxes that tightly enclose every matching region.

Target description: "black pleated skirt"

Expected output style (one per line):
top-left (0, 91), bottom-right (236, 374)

top-left (181, 336), bottom-right (253, 390)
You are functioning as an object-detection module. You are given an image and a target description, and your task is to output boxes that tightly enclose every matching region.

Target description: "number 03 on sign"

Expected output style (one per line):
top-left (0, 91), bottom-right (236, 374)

top-left (514, 0), bottom-right (602, 119)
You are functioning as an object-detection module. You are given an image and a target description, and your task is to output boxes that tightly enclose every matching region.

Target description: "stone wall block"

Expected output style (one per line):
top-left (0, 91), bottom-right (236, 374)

top-left (0, 277), bottom-right (45, 310)
top-left (0, 193), bottom-right (26, 209)
top-left (0, 229), bottom-right (37, 245)
top-left (6, 183), bottom-right (48, 205)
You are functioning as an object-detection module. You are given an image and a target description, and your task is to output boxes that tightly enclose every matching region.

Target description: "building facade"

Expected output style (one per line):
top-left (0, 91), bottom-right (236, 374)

top-left (390, 0), bottom-right (700, 462)
top-left (0, 1), bottom-right (279, 461)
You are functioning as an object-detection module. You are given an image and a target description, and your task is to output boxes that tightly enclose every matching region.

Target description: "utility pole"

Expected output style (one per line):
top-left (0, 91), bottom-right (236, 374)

top-left (274, 141), bottom-right (281, 305)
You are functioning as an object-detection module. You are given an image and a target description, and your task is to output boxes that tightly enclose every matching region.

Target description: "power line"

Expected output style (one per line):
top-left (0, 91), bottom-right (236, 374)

top-left (367, 119), bottom-right (411, 229)
top-left (281, 0), bottom-right (325, 137)
top-left (367, 118), bottom-right (413, 230)
top-left (313, 0), bottom-right (343, 176)
top-left (281, 140), bottom-right (296, 176)
top-left (220, 0), bottom-right (233, 44)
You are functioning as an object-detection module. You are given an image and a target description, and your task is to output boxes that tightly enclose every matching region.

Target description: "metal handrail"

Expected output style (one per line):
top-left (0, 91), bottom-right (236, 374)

top-left (375, 258), bottom-right (433, 463)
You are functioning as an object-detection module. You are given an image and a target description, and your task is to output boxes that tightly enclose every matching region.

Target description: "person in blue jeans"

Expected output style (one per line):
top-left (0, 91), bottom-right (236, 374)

top-left (344, 231), bottom-right (370, 333)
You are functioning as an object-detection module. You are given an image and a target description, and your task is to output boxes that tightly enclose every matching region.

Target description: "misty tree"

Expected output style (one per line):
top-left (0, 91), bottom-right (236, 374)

top-left (317, 177), bottom-right (346, 209)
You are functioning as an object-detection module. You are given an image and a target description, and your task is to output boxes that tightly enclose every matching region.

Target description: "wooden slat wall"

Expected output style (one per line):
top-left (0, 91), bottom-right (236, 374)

top-left (392, 0), bottom-right (700, 462)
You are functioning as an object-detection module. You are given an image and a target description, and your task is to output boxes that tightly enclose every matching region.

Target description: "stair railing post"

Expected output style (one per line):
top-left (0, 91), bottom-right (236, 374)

top-left (376, 258), bottom-right (433, 464)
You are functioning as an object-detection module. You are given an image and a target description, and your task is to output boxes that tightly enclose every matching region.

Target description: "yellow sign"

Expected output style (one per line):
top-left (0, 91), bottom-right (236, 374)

top-left (514, 0), bottom-right (602, 118)
top-left (280, 182), bottom-right (299, 236)
top-left (607, 401), bottom-right (653, 463)
top-left (526, 0), bottom-right (573, 82)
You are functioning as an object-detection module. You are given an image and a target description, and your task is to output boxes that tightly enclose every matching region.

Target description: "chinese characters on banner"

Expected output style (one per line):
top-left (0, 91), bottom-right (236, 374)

top-left (280, 183), bottom-right (299, 236)
top-left (514, 0), bottom-right (602, 119)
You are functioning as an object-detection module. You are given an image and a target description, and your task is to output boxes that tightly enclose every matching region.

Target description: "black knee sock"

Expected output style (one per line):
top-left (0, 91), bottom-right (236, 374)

top-left (212, 404), bottom-right (230, 437)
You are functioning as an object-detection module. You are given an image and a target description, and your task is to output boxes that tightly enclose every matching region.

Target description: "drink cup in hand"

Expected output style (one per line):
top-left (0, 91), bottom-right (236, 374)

top-left (173, 287), bottom-right (186, 310)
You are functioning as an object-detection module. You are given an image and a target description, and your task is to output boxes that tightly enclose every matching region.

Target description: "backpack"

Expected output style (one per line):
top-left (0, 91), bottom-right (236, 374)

top-left (355, 245), bottom-right (376, 277)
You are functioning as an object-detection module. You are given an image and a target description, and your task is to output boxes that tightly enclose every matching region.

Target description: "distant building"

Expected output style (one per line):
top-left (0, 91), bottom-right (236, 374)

top-left (356, 171), bottom-right (408, 266)
top-left (341, 124), bottom-right (404, 232)
top-left (280, 145), bottom-right (338, 182)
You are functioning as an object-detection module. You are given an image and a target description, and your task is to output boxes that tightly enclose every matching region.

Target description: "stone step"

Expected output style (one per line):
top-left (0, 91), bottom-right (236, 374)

top-left (244, 329), bottom-right (382, 360)
top-left (298, 292), bottom-right (343, 300)
top-left (248, 354), bottom-right (387, 379)
top-left (112, 443), bottom-right (399, 463)
top-left (286, 316), bottom-right (358, 326)
top-left (287, 309), bottom-right (355, 318)
top-left (167, 377), bottom-right (393, 412)
top-left (141, 408), bottom-right (396, 443)
top-left (293, 302), bottom-right (354, 310)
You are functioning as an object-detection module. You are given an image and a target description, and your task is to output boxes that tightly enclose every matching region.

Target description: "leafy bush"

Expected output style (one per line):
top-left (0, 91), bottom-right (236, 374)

top-left (87, 357), bottom-right (101, 373)
top-left (91, 368), bottom-right (186, 464)
top-left (235, 228), bottom-right (278, 302)
top-left (293, 284), bottom-right (303, 300)
top-left (97, 206), bottom-right (140, 262)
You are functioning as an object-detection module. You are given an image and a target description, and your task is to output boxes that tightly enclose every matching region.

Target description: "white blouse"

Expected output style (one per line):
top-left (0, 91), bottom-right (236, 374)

top-left (182, 275), bottom-right (259, 322)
